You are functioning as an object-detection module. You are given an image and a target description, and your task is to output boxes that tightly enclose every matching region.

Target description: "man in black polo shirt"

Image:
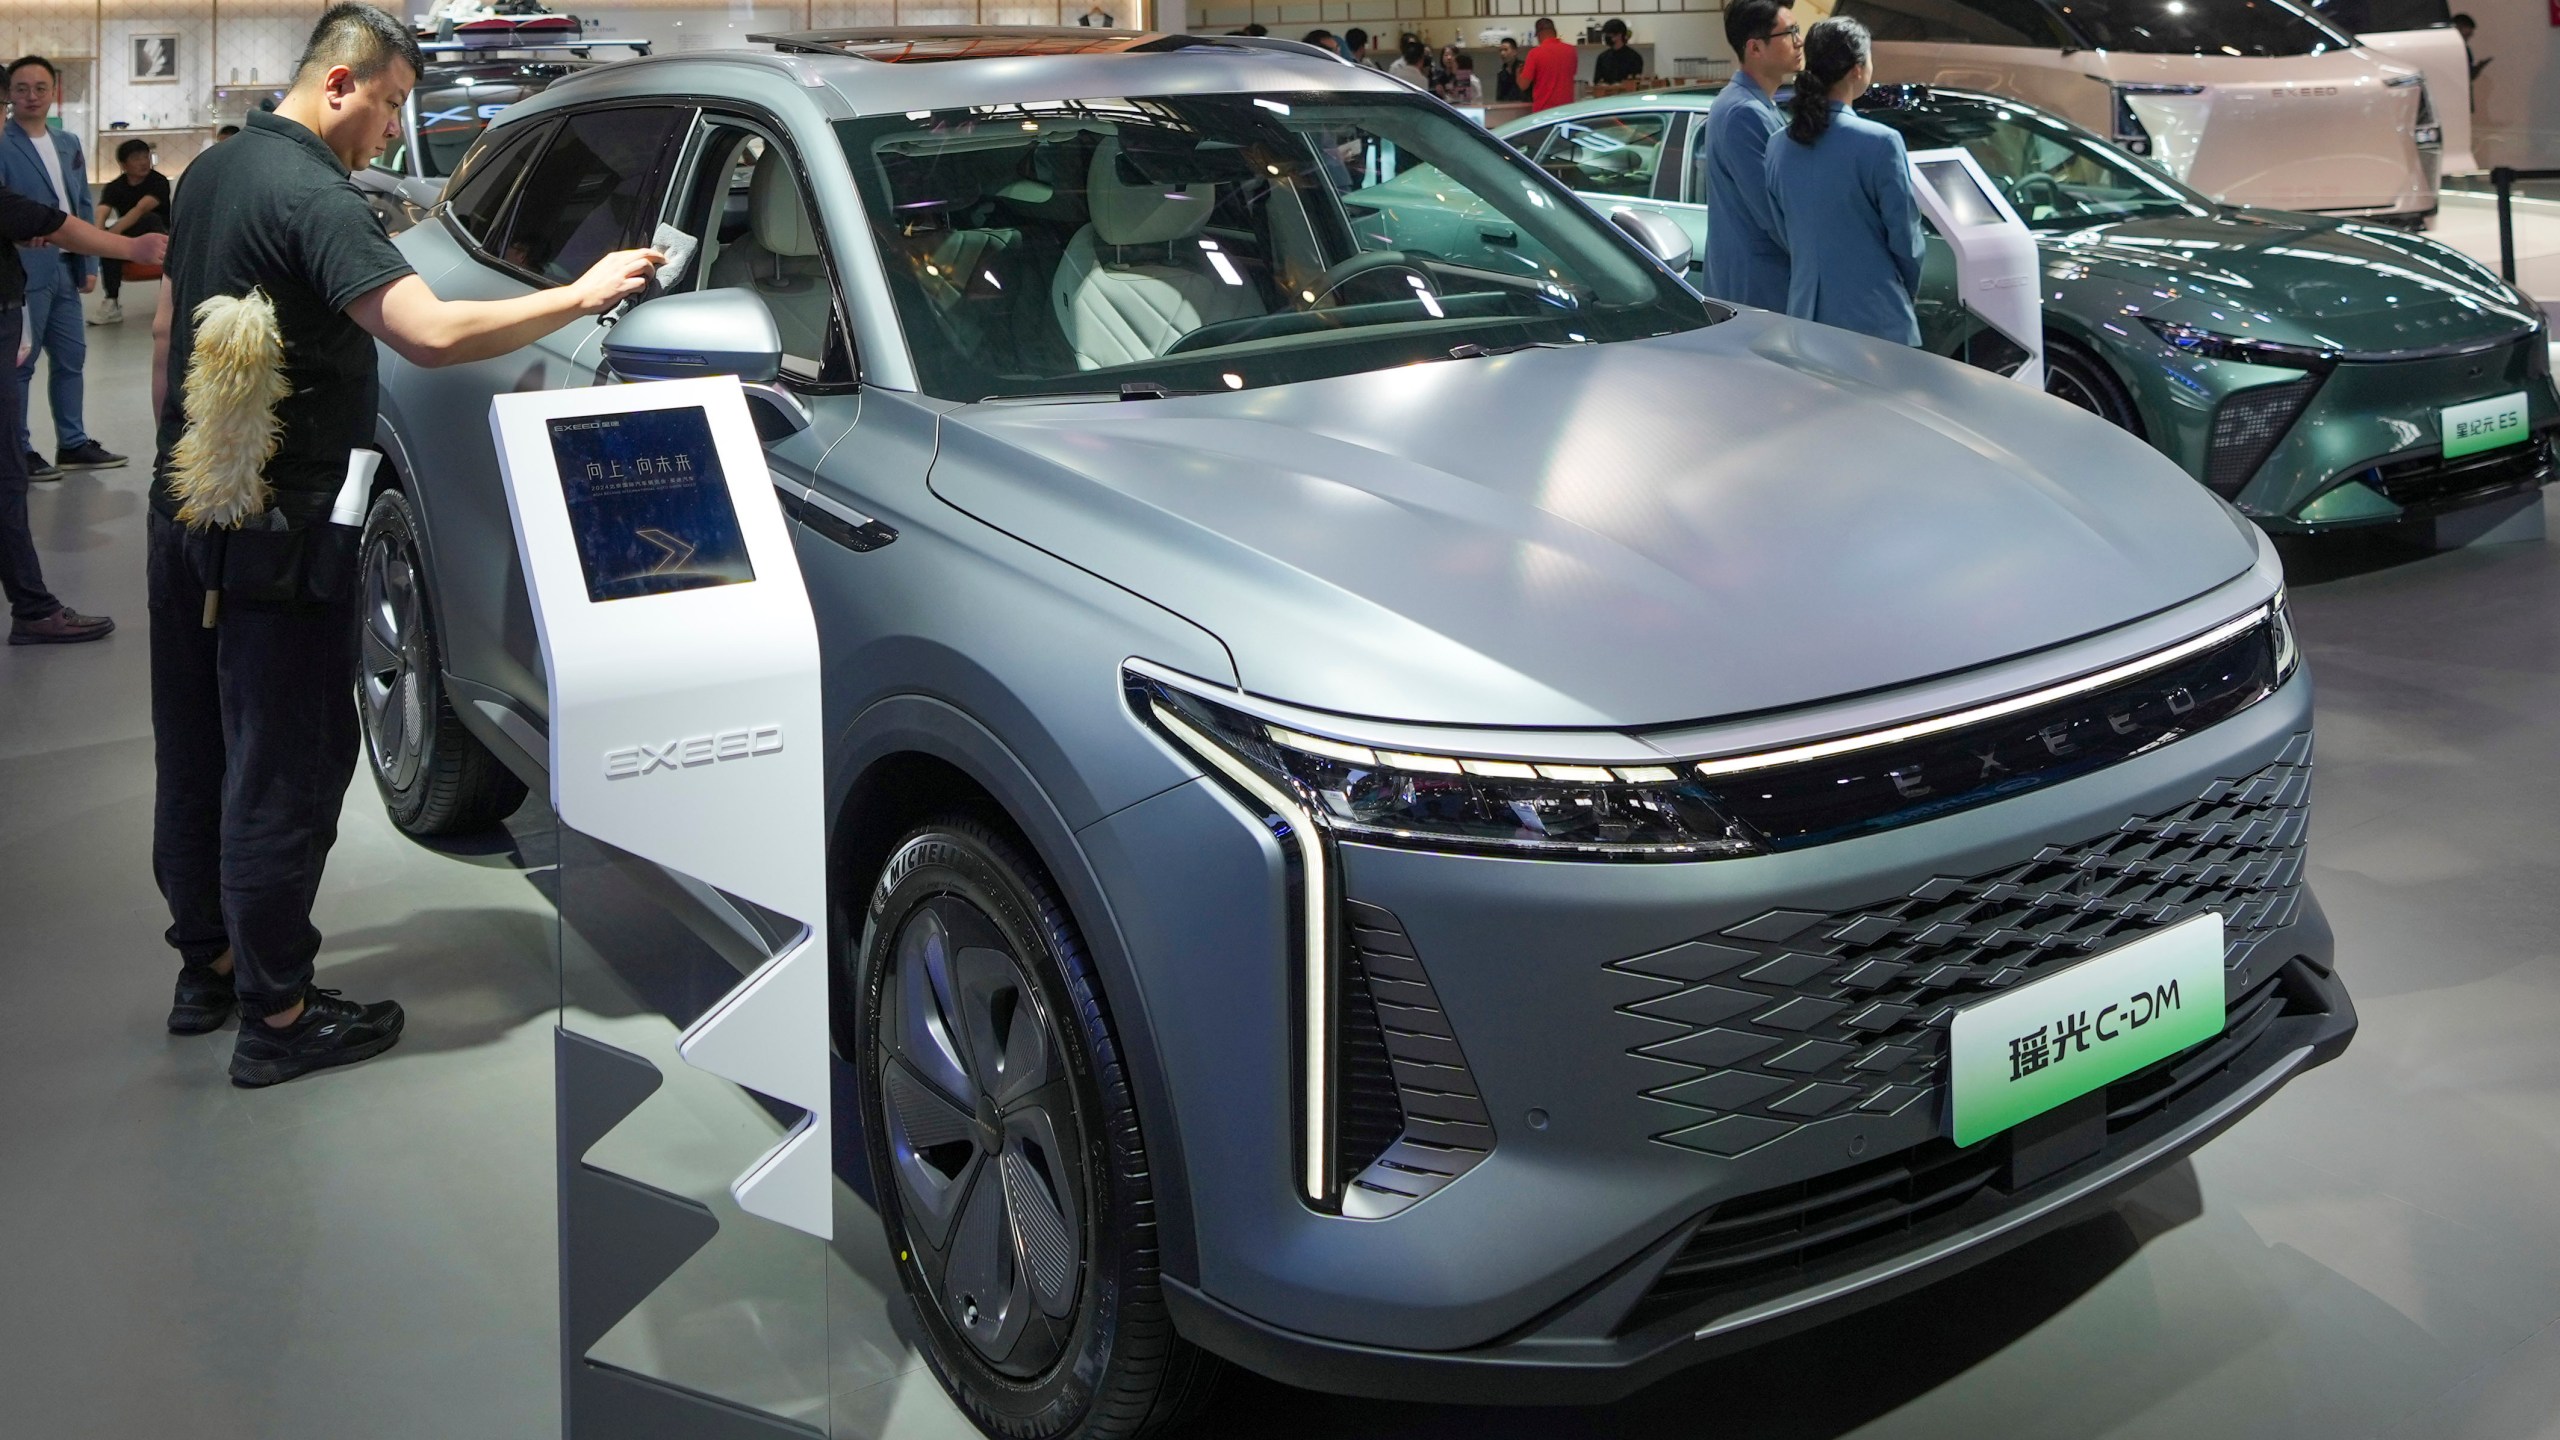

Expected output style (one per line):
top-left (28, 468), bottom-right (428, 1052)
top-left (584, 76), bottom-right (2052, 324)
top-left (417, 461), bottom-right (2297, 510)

top-left (150, 2), bottom-right (660, 1085)
top-left (0, 185), bottom-right (164, 643)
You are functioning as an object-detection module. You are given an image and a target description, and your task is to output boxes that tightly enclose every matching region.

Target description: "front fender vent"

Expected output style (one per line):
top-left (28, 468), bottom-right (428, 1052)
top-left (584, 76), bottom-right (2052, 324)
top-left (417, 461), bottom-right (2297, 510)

top-left (1338, 899), bottom-right (1494, 1219)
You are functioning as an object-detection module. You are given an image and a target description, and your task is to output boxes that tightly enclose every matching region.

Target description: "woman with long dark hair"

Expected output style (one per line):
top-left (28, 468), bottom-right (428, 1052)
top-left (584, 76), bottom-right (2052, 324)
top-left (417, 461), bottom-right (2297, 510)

top-left (1763, 16), bottom-right (1925, 345)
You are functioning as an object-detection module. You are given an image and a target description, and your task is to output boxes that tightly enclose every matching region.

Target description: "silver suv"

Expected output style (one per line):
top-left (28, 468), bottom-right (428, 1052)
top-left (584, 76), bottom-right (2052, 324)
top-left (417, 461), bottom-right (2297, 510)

top-left (364, 29), bottom-right (2356, 1438)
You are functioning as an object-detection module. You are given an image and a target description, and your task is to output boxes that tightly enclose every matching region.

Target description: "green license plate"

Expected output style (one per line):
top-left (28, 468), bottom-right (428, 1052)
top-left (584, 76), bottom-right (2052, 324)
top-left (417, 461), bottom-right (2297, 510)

top-left (2442, 391), bottom-right (2530, 460)
top-left (1948, 912), bottom-right (2226, 1147)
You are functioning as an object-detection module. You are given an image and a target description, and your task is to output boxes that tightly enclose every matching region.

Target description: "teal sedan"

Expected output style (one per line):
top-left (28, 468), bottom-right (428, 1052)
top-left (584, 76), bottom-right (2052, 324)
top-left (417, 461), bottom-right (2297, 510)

top-left (1478, 85), bottom-right (2554, 532)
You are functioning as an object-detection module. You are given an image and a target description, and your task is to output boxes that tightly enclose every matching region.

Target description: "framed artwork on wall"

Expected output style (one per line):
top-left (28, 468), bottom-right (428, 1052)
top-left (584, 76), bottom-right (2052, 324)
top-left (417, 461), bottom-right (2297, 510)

top-left (132, 34), bottom-right (179, 84)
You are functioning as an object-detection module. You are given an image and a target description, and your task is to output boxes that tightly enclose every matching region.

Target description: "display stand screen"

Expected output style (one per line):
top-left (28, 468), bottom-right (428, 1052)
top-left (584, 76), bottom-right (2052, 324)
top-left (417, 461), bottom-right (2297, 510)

top-left (1919, 158), bottom-right (2003, 227)
top-left (548, 405), bottom-right (756, 602)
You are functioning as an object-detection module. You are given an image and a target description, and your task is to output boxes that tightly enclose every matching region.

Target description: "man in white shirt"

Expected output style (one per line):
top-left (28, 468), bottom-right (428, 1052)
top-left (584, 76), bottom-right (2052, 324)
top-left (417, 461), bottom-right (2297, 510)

top-left (1, 56), bottom-right (118, 480)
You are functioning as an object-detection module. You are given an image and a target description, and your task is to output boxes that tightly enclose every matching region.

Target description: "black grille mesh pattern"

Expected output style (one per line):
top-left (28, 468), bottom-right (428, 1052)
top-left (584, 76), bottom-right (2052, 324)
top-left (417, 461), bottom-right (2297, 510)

top-left (1339, 899), bottom-right (1494, 1219)
top-left (1613, 732), bottom-right (2313, 1160)
top-left (2208, 379), bottom-right (2322, 496)
top-left (2362, 430), bottom-right (2553, 514)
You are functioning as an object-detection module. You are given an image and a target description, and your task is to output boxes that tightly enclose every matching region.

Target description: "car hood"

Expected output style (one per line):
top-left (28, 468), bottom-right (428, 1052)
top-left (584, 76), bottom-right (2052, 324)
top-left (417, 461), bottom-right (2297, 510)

top-left (928, 311), bottom-right (2260, 730)
top-left (2042, 208), bottom-right (2540, 355)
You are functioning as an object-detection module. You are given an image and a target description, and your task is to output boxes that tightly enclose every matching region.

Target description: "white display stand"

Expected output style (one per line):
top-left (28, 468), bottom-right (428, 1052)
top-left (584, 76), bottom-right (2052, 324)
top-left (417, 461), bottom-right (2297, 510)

top-left (1908, 147), bottom-right (2044, 390)
top-left (492, 376), bottom-right (832, 1241)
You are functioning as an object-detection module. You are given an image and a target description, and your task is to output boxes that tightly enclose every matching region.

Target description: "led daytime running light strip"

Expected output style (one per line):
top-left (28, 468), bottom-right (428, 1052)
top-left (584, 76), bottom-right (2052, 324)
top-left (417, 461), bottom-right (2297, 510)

top-left (1240, 605), bottom-right (2278, 788)
top-left (1690, 605), bottom-right (2275, 779)
top-left (1152, 703), bottom-right (1334, 1202)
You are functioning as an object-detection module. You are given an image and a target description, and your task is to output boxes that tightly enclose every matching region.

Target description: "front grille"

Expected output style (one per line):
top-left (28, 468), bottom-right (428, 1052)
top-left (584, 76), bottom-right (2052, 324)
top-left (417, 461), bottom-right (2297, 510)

top-left (2207, 379), bottom-right (2322, 496)
top-left (1338, 899), bottom-right (1494, 1219)
top-left (2356, 430), bottom-right (2554, 516)
top-left (1624, 954), bottom-right (2324, 1329)
top-left (1616, 731), bottom-right (2313, 1161)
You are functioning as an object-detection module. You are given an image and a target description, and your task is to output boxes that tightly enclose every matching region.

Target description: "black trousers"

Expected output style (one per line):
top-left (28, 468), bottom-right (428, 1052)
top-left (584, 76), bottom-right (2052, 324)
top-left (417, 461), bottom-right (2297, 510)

top-left (0, 308), bottom-right (59, 623)
top-left (147, 511), bottom-right (363, 1017)
top-left (101, 258), bottom-right (122, 300)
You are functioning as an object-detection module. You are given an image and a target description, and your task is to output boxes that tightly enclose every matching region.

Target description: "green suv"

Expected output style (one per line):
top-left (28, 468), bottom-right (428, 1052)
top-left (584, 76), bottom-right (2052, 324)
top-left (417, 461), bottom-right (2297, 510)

top-left (1487, 84), bottom-right (2554, 532)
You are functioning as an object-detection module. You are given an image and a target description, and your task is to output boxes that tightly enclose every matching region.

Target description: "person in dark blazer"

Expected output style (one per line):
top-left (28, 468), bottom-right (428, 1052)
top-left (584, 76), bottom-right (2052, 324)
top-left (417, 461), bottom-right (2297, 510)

top-left (1764, 16), bottom-right (1924, 346)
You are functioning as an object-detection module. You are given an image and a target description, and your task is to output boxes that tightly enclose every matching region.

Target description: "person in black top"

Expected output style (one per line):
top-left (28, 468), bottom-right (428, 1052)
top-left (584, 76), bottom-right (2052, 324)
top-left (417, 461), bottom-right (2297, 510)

top-left (1495, 37), bottom-right (1528, 102)
top-left (148, 2), bottom-right (661, 1084)
top-left (91, 137), bottom-right (169, 325)
top-left (1594, 19), bottom-right (1646, 86)
top-left (0, 185), bottom-right (165, 644)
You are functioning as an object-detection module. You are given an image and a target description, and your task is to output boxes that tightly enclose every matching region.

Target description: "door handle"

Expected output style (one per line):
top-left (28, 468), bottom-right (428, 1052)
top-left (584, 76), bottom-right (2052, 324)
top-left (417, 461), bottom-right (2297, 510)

top-left (776, 483), bottom-right (897, 553)
top-left (1479, 227), bottom-right (1519, 246)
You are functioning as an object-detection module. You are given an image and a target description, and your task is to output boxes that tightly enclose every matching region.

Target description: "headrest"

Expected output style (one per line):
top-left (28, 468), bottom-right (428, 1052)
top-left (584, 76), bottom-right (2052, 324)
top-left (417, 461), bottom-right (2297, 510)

top-left (750, 150), bottom-right (819, 258)
top-left (1087, 138), bottom-right (1218, 247)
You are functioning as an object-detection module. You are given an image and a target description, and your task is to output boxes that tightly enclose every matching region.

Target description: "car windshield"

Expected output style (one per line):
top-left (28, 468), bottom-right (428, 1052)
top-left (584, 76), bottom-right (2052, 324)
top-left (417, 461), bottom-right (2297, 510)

top-left (1874, 96), bottom-right (2210, 228)
top-left (2050, 0), bottom-right (2350, 55)
top-left (836, 91), bottom-right (1711, 402)
top-left (2304, 0), bottom-right (2450, 35)
top-left (414, 80), bottom-right (542, 177)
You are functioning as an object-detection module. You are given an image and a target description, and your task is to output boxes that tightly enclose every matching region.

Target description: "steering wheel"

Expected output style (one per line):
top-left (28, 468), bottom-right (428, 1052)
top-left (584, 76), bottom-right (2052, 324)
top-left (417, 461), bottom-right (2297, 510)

top-left (2009, 171), bottom-right (2063, 217)
top-left (1306, 249), bottom-right (1437, 308)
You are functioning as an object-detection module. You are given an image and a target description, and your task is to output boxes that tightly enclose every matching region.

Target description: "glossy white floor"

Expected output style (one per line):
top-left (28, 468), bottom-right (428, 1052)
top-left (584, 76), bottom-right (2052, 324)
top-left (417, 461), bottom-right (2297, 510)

top-left (5, 284), bottom-right (2559, 1440)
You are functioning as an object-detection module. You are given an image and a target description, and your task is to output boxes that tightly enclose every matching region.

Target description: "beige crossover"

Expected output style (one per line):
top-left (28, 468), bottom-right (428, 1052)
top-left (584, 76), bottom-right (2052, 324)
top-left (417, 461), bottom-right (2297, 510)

top-left (1845, 0), bottom-right (2438, 223)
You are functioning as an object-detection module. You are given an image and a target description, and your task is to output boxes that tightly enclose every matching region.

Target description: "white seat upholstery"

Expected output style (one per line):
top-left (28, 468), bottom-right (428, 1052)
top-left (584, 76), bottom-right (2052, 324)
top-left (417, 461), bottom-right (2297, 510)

top-left (1051, 138), bottom-right (1263, 371)
top-left (708, 151), bottom-right (835, 363)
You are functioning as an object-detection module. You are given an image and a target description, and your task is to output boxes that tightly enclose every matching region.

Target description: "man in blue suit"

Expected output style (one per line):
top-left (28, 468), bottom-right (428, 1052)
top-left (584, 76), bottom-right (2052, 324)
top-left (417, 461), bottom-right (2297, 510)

top-left (2, 56), bottom-right (119, 479)
top-left (1698, 0), bottom-right (1800, 311)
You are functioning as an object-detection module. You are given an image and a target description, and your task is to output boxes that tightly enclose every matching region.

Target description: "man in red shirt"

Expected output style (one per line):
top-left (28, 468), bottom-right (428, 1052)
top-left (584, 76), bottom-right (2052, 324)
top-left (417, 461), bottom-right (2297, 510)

top-left (1517, 17), bottom-right (1581, 111)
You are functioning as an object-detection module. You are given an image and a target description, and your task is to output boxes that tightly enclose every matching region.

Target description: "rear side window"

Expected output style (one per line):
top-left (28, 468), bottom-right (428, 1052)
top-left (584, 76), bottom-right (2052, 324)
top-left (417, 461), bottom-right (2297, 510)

top-left (500, 106), bottom-right (687, 283)
top-left (444, 118), bottom-right (552, 245)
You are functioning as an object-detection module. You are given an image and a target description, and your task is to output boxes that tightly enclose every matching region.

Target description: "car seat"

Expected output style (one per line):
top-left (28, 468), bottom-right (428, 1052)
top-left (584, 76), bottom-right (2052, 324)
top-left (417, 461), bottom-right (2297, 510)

top-left (707, 150), bottom-right (835, 361)
top-left (1050, 137), bottom-right (1264, 370)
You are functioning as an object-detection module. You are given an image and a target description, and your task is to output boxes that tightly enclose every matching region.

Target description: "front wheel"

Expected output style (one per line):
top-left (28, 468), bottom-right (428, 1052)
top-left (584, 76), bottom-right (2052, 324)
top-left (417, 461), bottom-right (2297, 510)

top-left (852, 819), bottom-right (1221, 1439)
top-left (2043, 336), bottom-right (2146, 439)
top-left (356, 488), bottom-right (527, 837)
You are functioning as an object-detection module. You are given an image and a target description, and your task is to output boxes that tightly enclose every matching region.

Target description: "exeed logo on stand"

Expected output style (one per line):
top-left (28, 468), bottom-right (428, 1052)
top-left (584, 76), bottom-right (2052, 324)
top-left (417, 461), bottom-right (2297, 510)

top-left (604, 725), bottom-right (785, 779)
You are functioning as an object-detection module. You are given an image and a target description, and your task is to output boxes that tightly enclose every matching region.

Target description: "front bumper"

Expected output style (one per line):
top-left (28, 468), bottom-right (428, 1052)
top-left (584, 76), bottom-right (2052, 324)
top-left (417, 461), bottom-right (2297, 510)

top-left (1167, 946), bottom-right (2353, 1403)
top-left (2128, 334), bottom-right (2559, 530)
top-left (1086, 665), bottom-right (2351, 1389)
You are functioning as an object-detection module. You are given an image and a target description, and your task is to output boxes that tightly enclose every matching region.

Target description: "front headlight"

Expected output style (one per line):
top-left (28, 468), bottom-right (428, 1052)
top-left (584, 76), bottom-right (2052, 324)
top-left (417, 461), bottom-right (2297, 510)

top-left (2144, 316), bottom-right (2340, 371)
top-left (1128, 670), bottom-right (1758, 860)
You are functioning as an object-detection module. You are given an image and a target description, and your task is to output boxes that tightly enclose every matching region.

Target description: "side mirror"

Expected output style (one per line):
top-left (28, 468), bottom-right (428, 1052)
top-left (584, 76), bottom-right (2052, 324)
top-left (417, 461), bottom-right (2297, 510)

top-left (602, 289), bottom-right (783, 384)
top-left (1611, 207), bottom-right (1694, 272)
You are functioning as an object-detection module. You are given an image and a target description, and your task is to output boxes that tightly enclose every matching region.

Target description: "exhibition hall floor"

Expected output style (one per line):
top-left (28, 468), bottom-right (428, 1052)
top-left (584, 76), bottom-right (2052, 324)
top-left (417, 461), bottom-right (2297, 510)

top-left (6, 286), bottom-right (2560, 1440)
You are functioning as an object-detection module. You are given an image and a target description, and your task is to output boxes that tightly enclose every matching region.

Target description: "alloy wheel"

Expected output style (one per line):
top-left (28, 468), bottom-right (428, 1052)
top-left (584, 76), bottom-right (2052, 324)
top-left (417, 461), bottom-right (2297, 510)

top-left (359, 527), bottom-right (429, 794)
top-left (877, 894), bottom-right (1090, 1378)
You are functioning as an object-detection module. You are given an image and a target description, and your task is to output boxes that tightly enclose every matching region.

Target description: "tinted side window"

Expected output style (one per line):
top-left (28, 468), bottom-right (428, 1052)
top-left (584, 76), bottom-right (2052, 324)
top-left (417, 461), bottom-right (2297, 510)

top-left (444, 118), bottom-right (552, 245)
top-left (1532, 113), bottom-right (1674, 199)
top-left (501, 106), bottom-right (687, 283)
top-left (1839, 0), bottom-right (2067, 46)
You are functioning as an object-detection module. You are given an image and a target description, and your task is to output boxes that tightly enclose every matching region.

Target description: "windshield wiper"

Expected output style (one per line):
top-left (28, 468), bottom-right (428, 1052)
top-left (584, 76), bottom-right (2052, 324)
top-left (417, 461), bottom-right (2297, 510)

top-left (1449, 339), bottom-right (1582, 360)
top-left (979, 380), bottom-right (1219, 405)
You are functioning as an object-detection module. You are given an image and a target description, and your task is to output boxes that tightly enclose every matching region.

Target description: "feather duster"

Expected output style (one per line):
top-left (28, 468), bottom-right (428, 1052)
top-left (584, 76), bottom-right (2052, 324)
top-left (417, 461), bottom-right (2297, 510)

top-left (168, 289), bottom-right (291, 530)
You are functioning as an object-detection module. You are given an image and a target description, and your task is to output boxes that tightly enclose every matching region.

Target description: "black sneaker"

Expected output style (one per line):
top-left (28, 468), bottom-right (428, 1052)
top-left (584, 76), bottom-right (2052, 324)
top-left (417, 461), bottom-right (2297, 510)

top-left (229, 988), bottom-right (405, 1088)
top-left (55, 441), bottom-right (125, 471)
top-left (169, 963), bottom-right (237, 1035)
top-left (24, 450), bottom-right (59, 481)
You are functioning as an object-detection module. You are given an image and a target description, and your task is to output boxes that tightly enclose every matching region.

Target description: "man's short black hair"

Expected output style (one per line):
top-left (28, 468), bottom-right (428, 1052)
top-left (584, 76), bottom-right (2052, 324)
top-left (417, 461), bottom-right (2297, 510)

top-left (1533, 16), bottom-right (1558, 34)
top-left (218, 123), bottom-right (242, 136)
top-left (1725, 0), bottom-right (1788, 57)
top-left (1602, 18), bottom-right (1630, 40)
top-left (295, 3), bottom-right (425, 90)
top-left (116, 137), bottom-right (153, 164)
top-left (1302, 28), bottom-right (1334, 46)
top-left (7, 55), bottom-right (59, 85)
top-left (1344, 27), bottom-right (1370, 51)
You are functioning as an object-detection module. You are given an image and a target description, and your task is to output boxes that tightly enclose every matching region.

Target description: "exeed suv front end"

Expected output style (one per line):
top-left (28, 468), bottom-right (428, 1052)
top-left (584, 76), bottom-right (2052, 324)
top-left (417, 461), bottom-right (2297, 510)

top-left (1096, 582), bottom-right (2348, 1398)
